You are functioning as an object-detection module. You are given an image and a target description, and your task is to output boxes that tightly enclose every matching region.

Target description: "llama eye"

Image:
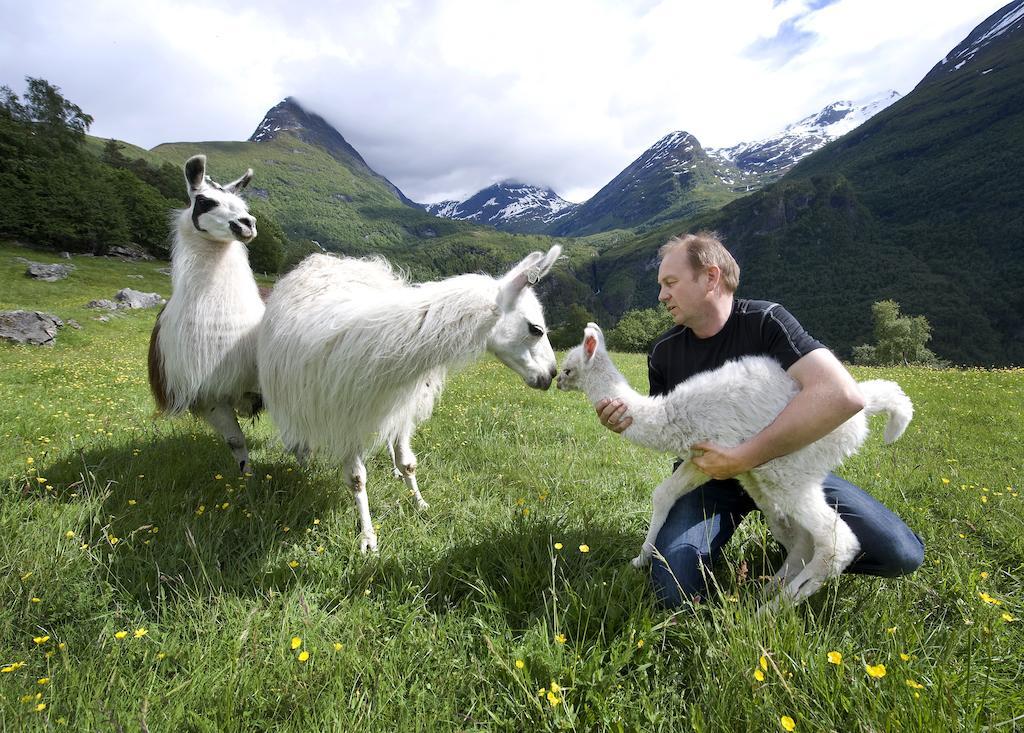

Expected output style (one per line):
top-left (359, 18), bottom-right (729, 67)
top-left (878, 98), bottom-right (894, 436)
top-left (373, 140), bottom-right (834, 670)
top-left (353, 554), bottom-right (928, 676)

top-left (528, 324), bottom-right (544, 337)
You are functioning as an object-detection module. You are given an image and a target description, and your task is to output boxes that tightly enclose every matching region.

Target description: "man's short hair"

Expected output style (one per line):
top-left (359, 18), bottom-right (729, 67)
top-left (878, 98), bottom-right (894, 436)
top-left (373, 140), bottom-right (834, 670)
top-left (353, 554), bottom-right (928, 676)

top-left (658, 230), bottom-right (740, 293)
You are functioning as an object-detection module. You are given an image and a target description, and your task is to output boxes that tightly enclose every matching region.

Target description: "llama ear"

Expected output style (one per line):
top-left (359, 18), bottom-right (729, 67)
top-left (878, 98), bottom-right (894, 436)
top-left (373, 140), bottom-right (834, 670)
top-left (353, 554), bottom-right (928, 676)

top-left (529, 244), bottom-right (561, 283)
top-left (497, 250), bottom-right (545, 311)
top-left (583, 322), bottom-right (604, 360)
top-left (184, 155), bottom-right (207, 192)
top-left (225, 168), bottom-right (254, 194)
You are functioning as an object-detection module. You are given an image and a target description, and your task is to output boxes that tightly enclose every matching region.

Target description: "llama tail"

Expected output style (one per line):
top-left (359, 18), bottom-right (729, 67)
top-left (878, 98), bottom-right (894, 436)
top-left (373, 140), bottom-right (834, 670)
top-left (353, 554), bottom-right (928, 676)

top-left (858, 379), bottom-right (914, 444)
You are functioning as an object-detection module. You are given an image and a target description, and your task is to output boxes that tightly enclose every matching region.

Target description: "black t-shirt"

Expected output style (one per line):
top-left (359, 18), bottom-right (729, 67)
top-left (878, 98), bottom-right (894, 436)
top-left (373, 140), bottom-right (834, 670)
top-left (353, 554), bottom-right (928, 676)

top-left (648, 299), bottom-right (825, 397)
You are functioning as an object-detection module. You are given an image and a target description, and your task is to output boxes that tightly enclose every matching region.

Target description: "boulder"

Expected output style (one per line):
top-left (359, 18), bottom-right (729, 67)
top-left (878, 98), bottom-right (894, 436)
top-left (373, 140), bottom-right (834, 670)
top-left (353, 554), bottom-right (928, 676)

top-left (0, 310), bottom-right (64, 346)
top-left (116, 288), bottom-right (165, 309)
top-left (25, 262), bottom-right (75, 281)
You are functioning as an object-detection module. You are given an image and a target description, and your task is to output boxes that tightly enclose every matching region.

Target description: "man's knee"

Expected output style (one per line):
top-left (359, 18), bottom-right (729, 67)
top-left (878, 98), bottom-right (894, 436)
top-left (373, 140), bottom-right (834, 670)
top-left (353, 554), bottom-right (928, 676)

top-left (888, 532), bottom-right (925, 576)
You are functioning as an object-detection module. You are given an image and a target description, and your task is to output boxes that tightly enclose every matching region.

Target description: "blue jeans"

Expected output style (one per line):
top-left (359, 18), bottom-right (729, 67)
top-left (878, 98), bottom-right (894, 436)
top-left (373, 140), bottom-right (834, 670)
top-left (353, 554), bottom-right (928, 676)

top-left (649, 473), bottom-right (925, 607)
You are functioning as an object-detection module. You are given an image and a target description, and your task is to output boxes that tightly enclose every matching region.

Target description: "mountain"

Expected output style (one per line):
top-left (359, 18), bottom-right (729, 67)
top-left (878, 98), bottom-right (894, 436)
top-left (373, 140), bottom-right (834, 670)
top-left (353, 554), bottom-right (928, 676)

top-left (573, 0), bottom-right (1024, 366)
top-left (545, 131), bottom-right (746, 237)
top-left (249, 97), bottom-right (418, 208)
top-left (709, 91), bottom-right (901, 184)
top-left (420, 93), bottom-right (899, 240)
top-left (423, 181), bottom-right (577, 233)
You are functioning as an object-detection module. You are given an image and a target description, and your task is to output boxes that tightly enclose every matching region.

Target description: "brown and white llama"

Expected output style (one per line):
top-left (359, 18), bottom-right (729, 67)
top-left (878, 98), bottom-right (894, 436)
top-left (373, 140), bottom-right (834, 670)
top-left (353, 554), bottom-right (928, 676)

top-left (148, 154), bottom-right (265, 474)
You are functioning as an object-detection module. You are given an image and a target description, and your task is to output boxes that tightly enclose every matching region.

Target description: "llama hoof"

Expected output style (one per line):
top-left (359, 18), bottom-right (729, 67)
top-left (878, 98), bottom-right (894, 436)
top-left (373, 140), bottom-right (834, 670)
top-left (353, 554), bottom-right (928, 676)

top-left (392, 468), bottom-right (403, 479)
top-left (415, 499), bottom-right (430, 512)
top-left (630, 553), bottom-right (650, 569)
top-left (359, 532), bottom-right (379, 554)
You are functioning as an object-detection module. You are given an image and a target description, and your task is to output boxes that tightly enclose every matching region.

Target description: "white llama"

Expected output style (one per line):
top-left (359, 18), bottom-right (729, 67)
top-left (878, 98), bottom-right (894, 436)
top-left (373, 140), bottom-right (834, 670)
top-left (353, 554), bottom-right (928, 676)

top-left (148, 154), bottom-right (265, 474)
top-left (557, 323), bottom-right (913, 610)
top-left (258, 245), bottom-right (562, 552)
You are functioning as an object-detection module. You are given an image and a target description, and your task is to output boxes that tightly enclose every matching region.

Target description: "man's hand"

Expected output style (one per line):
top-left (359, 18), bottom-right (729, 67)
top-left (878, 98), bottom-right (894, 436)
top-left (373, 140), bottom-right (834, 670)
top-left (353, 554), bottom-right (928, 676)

top-left (595, 398), bottom-right (632, 433)
top-left (690, 441), bottom-right (754, 480)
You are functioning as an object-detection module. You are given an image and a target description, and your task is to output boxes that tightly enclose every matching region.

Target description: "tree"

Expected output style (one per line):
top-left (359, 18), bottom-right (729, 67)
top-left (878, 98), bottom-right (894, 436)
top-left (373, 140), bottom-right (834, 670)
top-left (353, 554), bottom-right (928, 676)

top-left (606, 307), bottom-right (675, 353)
top-left (21, 77), bottom-right (93, 149)
top-left (853, 300), bottom-right (946, 367)
top-left (550, 303), bottom-right (598, 349)
top-left (245, 203), bottom-right (287, 274)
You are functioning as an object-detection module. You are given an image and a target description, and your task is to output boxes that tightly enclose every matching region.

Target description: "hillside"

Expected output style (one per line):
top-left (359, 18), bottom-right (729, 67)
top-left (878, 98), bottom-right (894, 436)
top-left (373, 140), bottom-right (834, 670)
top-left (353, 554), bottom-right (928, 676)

top-left (572, 1), bottom-right (1024, 366)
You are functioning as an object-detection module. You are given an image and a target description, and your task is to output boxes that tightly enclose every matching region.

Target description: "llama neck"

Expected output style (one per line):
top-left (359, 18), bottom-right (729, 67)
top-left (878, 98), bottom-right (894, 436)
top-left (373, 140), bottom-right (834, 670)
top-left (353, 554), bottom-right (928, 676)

top-left (171, 213), bottom-right (261, 304)
top-left (581, 352), bottom-right (679, 454)
top-left (373, 274), bottom-right (503, 379)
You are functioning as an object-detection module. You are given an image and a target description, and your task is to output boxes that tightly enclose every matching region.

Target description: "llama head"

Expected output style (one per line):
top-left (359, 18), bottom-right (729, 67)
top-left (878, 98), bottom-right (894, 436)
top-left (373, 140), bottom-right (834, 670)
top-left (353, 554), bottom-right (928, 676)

top-left (556, 322), bottom-right (606, 392)
top-left (183, 154), bottom-right (258, 244)
top-left (489, 245), bottom-right (562, 390)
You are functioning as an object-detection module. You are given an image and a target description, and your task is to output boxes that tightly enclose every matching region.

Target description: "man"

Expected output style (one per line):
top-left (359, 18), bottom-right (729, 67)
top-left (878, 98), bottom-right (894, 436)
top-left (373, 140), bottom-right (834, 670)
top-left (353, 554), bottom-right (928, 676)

top-left (596, 231), bottom-right (924, 606)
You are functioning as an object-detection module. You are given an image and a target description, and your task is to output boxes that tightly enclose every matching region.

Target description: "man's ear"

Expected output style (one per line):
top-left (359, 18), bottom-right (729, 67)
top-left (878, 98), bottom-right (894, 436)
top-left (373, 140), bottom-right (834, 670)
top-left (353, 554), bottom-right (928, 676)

top-left (704, 264), bottom-right (721, 293)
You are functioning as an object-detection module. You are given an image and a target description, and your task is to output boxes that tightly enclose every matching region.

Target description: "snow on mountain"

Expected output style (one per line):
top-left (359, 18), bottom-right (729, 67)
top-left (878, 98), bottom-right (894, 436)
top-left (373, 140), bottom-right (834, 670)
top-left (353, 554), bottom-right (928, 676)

top-left (709, 91), bottom-right (901, 181)
top-left (423, 181), bottom-right (577, 233)
top-left (931, 0), bottom-right (1024, 76)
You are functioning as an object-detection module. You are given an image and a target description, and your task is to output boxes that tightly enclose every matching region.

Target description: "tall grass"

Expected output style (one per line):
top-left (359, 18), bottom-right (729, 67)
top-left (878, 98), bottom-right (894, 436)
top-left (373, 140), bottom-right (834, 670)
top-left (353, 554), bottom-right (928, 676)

top-left (1, 244), bottom-right (1021, 731)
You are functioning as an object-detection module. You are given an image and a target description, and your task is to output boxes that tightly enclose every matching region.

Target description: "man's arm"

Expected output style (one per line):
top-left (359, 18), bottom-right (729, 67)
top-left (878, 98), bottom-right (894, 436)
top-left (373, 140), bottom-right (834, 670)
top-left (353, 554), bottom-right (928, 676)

top-left (691, 349), bottom-right (865, 479)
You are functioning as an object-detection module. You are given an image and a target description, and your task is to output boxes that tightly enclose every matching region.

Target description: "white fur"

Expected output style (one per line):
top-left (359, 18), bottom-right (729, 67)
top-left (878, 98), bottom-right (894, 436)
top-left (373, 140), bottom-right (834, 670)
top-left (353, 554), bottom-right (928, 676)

top-left (258, 246), bottom-right (561, 552)
top-left (557, 323), bottom-right (913, 611)
top-left (153, 155), bottom-right (264, 473)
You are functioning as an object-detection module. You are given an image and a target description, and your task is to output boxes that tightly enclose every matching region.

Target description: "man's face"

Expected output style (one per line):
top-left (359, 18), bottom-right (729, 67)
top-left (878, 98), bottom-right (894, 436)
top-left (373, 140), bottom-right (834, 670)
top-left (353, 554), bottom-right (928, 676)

top-left (657, 248), bottom-right (707, 326)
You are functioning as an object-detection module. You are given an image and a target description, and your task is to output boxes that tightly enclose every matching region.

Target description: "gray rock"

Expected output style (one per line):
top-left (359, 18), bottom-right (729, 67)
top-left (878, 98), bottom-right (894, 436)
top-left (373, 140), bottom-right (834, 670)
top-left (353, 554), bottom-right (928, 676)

top-left (86, 299), bottom-right (120, 310)
top-left (23, 261), bottom-right (75, 281)
top-left (115, 288), bottom-right (165, 309)
top-left (0, 310), bottom-right (64, 346)
top-left (108, 244), bottom-right (155, 261)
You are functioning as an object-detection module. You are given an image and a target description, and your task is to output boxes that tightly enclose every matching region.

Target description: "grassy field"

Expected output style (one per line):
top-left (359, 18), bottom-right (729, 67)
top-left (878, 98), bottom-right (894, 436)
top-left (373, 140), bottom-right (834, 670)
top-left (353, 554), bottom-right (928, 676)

top-left (1, 242), bottom-right (1022, 731)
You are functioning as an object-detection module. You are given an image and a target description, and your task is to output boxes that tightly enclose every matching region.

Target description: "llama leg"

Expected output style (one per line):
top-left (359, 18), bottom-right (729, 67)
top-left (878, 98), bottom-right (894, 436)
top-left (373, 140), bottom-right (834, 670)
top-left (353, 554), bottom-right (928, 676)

top-left (393, 432), bottom-right (428, 511)
top-left (203, 403), bottom-right (250, 475)
top-left (290, 443), bottom-right (310, 467)
top-left (759, 490), bottom-right (860, 613)
top-left (632, 463), bottom-right (705, 568)
top-left (344, 455), bottom-right (377, 554)
top-left (386, 441), bottom-right (403, 479)
top-left (769, 520), bottom-right (813, 587)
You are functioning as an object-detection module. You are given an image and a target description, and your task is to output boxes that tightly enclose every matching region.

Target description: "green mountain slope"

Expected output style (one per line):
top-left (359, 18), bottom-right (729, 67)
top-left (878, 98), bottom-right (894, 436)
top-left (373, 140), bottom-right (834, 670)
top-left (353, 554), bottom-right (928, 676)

top-left (574, 2), bottom-right (1024, 366)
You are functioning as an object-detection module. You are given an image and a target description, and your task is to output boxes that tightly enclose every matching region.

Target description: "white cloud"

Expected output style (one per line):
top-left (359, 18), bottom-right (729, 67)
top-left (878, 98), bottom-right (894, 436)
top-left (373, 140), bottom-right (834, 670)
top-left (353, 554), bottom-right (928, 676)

top-left (0, 0), bottom-right (1008, 203)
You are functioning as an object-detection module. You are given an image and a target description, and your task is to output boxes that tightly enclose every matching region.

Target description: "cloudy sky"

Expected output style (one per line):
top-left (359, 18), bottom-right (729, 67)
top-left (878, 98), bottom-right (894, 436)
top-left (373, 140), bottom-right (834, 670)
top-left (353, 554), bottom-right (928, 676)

top-left (0, 0), bottom-right (1007, 203)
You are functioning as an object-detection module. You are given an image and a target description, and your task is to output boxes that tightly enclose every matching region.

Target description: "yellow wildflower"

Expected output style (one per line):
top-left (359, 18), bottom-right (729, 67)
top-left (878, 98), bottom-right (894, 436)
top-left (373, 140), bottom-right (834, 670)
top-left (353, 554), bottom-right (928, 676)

top-left (515, 659), bottom-right (525, 669)
top-left (37, 678), bottom-right (49, 685)
top-left (637, 639), bottom-right (644, 649)
top-left (1, 662), bottom-right (25, 673)
top-left (555, 633), bottom-right (566, 644)
top-left (291, 636), bottom-right (302, 650)
top-left (1002, 613), bottom-right (1015, 622)
top-left (65, 530), bottom-right (74, 538)
top-left (579, 544), bottom-right (590, 553)
top-left (906, 679), bottom-right (925, 689)
top-left (900, 653), bottom-right (911, 661)
top-left (781, 716), bottom-right (796, 731)
top-left (334, 643), bottom-right (343, 651)
top-left (759, 655), bottom-right (768, 671)
top-left (35, 703), bottom-right (46, 712)
top-left (754, 669), bottom-right (765, 682)
top-left (979, 592), bottom-right (1003, 605)
top-left (289, 561), bottom-right (299, 569)
top-left (114, 631), bottom-right (128, 640)
top-left (886, 626), bottom-right (897, 634)
top-left (33, 635), bottom-right (49, 645)
top-left (827, 651), bottom-right (842, 665)
top-left (866, 663), bottom-right (887, 678)
top-left (134, 628), bottom-right (147, 638)
top-left (554, 542), bottom-right (563, 550)
top-left (298, 650), bottom-right (310, 662)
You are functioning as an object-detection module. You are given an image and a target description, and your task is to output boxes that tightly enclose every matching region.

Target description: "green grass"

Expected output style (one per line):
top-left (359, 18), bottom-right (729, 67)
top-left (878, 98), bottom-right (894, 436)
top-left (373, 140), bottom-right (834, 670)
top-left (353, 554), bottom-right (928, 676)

top-left (1, 243), bottom-right (1022, 731)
